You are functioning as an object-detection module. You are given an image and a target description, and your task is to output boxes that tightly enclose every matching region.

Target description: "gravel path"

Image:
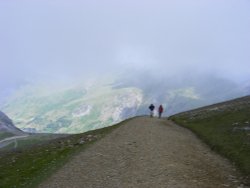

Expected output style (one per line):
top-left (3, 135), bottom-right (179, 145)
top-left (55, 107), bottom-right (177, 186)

top-left (38, 117), bottom-right (245, 188)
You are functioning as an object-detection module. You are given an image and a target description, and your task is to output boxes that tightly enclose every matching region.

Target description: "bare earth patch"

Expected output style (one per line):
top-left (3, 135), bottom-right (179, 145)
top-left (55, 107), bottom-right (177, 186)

top-left (38, 117), bottom-right (246, 188)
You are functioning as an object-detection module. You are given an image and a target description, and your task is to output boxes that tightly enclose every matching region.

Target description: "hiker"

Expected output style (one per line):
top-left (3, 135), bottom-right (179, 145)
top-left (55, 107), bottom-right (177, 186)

top-left (158, 105), bottom-right (163, 118)
top-left (149, 104), bottom-right (155, 117)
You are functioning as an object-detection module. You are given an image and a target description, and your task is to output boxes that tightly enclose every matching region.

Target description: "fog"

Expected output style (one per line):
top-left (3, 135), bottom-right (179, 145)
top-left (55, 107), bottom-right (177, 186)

top-left (1, 0), bottom-right (250, 95)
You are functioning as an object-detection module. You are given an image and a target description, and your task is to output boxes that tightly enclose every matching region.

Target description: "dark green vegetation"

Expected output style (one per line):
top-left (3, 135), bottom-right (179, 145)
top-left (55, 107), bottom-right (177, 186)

top-left (0, 134), bottom-right (69, 152)
top-left (0, 122), bottom-right (122, 188)
top-left (170, 96), bottom-right (250, 184)
top-left (0, 132), bottom-right (15, 140)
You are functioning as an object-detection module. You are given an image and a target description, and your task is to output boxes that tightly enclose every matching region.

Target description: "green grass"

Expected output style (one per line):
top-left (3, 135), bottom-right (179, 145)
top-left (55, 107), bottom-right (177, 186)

top-left (0, 121), bottom-right (123, 188)
top-left (170, 98), bottom-right (250, 184)
top-left (3, 83), bottom-right (142, 134)
top-left (0, 134), bottom-right (67, 152)
top-left (0, 132), bottom-right (15, 140)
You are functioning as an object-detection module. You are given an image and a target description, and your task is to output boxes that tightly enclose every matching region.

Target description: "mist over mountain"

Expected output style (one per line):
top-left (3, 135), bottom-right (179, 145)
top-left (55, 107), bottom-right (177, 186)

top-left (0, 0), bottom-right (249, 133)
top-left (0, 111), bottom-right (24, 136)
top-left (118, 71), bottom-right (249, 112)
top-left (1, 71), bottom-right (249, 134)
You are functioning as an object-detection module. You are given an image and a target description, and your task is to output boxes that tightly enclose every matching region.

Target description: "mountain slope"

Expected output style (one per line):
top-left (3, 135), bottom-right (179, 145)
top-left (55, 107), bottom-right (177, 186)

top-left (0, 111), bottom-right (25, 138)
top-left (170, 95), bottom-right (250, 182)
top-left (1, 75), bottom-right (248, 134)
top-left (0, 122), bottom-right (120, 188)
top-left (2, 80), bottom-right (143, 133)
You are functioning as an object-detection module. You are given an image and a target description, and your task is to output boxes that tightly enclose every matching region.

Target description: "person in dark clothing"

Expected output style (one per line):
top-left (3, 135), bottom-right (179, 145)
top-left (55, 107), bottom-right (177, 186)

top-left (158, 105), bottom-right (164, 118)
top-left (149, 104), bottom-right (155, 117)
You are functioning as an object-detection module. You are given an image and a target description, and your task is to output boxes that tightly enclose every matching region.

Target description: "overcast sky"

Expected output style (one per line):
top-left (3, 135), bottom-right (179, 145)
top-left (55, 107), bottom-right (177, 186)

top-left (0, 0), bottom-right (250, 90)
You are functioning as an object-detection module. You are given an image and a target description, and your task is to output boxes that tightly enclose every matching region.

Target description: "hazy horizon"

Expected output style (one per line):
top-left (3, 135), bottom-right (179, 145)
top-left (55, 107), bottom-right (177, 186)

top-left (1, 0), bottom-right (250, 97)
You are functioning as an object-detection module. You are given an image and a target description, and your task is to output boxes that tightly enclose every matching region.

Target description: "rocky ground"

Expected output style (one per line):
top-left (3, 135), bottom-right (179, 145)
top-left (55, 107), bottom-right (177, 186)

top-left (38, 117), bottom-right (246, 188)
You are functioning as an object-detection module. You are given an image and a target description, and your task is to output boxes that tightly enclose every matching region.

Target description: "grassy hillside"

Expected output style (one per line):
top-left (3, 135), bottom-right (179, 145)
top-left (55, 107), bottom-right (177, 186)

top-left (0, 120), bottom-right (123, 188)
top-left (170, 96), bottom-right (250, 184)
top-left (2, 76), bottom-right (246, 134)
top-left (2, 80), bottom-right (142, 134)
top-left (0, 132), bottom-right (15, 140)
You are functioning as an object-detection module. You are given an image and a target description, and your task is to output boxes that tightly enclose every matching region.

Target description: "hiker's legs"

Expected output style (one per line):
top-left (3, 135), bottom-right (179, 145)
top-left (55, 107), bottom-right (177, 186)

top-left (150, 111), bottom-right (153, 117)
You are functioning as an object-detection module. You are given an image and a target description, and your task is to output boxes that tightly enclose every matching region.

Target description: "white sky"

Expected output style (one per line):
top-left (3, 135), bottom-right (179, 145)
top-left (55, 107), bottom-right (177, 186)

top-left (0, 0), bottom-right (250, 89)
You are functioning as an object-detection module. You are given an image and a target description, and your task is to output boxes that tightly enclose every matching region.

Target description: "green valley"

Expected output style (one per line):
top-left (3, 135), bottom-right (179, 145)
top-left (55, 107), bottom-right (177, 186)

top-left (2, 80), bottom-right (143, 133)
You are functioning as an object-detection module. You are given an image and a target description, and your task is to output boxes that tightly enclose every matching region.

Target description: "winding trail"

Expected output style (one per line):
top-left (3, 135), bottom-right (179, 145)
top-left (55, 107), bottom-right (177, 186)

top-left (0, 135), bottom-right (28, 148)
top-left (38, 117), bottom-right (244, 188)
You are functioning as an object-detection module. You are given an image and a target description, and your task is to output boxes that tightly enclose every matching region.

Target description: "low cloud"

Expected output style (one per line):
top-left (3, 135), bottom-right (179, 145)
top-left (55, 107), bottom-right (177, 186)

top-left (0, 0), bottom-right (249, 94)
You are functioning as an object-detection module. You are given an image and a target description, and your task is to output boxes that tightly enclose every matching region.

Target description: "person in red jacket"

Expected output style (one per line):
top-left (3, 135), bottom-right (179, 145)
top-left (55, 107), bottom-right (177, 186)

top-left (158, 105), bottom-right (163, 118)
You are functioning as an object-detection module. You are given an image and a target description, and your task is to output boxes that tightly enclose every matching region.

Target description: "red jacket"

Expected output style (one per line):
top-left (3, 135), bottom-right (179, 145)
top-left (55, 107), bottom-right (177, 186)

top-left (158, 105), bottom-right (163, 113)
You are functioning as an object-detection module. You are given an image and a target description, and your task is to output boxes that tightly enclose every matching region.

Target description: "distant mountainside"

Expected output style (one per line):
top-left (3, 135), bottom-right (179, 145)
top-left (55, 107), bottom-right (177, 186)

top-left (172, 95), bottom-right (250, 118)
top-left (0, 111), bottom-right (25, 136)
top-left (1, 75), bottom-right (249, 134)
top-left (2, 79), bottom-right (143, 133)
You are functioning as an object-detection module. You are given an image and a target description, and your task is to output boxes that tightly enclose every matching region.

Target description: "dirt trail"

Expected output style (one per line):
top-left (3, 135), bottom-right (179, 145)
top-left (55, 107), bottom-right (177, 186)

top-left (0, 135), bottom-right (28, 148)
top-left (38, 117), bottom-right (245, 188)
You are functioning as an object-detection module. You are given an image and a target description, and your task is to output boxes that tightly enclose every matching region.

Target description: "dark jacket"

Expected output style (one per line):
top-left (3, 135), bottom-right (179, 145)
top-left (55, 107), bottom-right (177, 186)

top-left (149, 104), bottom-right (155, 111)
